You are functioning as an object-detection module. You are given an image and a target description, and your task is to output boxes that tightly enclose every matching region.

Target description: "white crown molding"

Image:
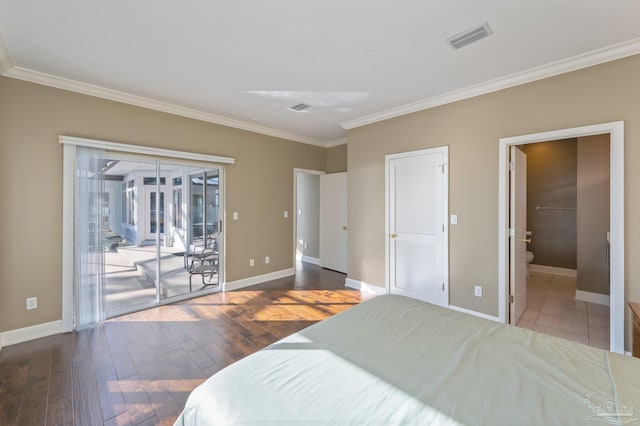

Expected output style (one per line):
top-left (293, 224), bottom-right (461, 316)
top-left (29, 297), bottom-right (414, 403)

top-left (0, 65), bottom-right (328, 147)
top-left (325, 137), bottom-right (347, 147)
top-left (0, 33), bottom-right (12, 73)
top-left (341, 37), bottom-right (640, 130)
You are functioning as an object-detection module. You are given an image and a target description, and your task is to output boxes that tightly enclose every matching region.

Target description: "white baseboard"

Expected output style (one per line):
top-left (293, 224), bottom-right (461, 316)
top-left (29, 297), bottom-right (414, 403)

top-left (447, 305), bottom-right (501, 323)
top-left (224, 268), bottom-right (295, 292)
top-left (575, 289), bottom-right (610, 306)
top-left (299, 255), bottom-right (320, 266)
top-left (345, 278), bottom-right (387, 296)
top-left (529, 264), bottom-right (577, 277)
top-left (0, 320), bottom-right (63, 350)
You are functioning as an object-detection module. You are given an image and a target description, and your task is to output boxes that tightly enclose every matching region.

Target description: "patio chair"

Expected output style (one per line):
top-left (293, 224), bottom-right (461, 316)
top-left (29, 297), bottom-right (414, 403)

top-left (188, 243), bottom-right (219, 292)
top-left (183, 237), bottom-right (218, 268)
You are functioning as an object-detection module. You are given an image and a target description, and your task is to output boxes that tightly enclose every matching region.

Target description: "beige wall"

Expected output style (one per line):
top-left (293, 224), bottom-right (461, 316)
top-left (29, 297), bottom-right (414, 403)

top-left (326, 144), bottom-right (347, 173)
top-left (523, 139), bottom-right (577, 270)
top-left (347, 54), bottom-right (640, 347)
top-left (0, 76), bottom-right (327, 333)
top-left (577, 134), bottom-right (611, 295)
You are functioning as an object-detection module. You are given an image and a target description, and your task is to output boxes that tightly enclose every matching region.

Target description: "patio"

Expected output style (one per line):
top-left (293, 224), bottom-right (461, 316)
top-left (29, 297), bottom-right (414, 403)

top-left (104, 244), bottom-right (219, 317)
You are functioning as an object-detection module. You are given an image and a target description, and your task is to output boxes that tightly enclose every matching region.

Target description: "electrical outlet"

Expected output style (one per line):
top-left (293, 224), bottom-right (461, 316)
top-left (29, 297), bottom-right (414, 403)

top-left (249, 258), bottom-right (254, 267)
top-left (265, 256), bottom-right (270, 264)
top-left (26, 297), bottom-right (38, 310)
top-left (474, 286), bottom-right (483, 297)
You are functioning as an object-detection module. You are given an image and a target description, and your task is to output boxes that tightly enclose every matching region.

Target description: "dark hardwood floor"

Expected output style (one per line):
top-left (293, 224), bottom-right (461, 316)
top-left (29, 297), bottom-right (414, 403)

top-left (0, 263), bottom-right (369, 426)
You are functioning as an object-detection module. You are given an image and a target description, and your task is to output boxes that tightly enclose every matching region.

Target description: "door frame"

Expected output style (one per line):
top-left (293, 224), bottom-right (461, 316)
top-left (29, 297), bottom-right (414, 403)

top-left (292, 168), bottom-right (325, 272)
top-left (385, 146), bottom-right (449, 305)
top-left (497, 121), bottom-right (624, 353)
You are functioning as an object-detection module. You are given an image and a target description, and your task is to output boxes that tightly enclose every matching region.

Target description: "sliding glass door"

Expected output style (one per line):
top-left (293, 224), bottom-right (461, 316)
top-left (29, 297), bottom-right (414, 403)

top-left (99, 157), bottom-right (158, 317)
top-left (76, 153), bottom-right (225, 319)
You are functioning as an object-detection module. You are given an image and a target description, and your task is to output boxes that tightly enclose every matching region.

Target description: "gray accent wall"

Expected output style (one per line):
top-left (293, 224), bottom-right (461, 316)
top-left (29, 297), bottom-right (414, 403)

top-left (577, 135), bottom-right (611, 295)
top-left (523, 139), bottom-right (577, 269)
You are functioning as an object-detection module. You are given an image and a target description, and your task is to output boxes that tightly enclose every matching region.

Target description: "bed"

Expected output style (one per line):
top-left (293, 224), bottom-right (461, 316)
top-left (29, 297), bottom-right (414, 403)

top-left (175, 294), bottom-right (640, 425)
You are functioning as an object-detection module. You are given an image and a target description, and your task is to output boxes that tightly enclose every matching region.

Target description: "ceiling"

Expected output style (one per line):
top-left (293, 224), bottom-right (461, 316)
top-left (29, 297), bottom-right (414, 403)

top-left (1, 1), bottom-right (640, 147)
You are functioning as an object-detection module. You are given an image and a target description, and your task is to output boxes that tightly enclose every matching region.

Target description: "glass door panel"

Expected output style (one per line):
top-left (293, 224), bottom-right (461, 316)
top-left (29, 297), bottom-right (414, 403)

top-left (159, 166), bottom-right (222, 300)
top-left (101, 157), bottom-right (158, 318)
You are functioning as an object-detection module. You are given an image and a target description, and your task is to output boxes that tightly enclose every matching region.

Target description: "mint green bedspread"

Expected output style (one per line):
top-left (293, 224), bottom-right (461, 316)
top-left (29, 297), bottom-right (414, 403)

top-left (175, 295), bottom-right (640, 425)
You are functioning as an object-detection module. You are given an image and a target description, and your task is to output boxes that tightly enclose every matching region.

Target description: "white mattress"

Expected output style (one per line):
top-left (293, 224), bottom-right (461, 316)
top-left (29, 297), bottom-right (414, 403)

top-left (175, 294), bottom-right (640, 425)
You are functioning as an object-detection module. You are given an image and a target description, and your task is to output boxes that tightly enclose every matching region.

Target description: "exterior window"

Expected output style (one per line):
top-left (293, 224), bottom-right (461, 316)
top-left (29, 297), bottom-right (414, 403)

top-left (173, 189), bottom-right (182, 228)
top-left (121, 183), bottom-right (126, 223)
top-left (126, 180), bottom-right (135, 225)
top-left (143, 177), bottom-right (166, 185)
top-left (173, 177), bottom-right (182, 186)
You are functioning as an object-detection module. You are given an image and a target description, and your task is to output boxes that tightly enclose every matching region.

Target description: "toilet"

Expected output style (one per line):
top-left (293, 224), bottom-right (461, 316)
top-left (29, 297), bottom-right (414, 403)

top-left (526, 251), bottom-right (534, 277)
top-left (525, 230), bottom-right (534, 277)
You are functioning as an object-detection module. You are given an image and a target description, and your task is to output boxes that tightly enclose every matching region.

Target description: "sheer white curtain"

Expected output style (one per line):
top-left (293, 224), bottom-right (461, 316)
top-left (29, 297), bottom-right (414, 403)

top-left (75, 146), bottom-right (105, 328)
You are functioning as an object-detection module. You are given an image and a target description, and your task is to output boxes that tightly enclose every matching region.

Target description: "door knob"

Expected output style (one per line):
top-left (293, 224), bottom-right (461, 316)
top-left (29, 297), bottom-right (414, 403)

top-left (390, 233), bottom-right (397, 239)
top-left (342, 226), bottom-right (347, 230)
top-left (519, 238), bottom-right (532, 243)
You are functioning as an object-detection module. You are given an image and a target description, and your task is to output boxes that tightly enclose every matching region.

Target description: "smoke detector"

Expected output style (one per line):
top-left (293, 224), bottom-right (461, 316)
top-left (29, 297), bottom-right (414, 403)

top-left (446, 23), bottom-right (492, 50)
top-left (288, 103), bottom-right (310, 112)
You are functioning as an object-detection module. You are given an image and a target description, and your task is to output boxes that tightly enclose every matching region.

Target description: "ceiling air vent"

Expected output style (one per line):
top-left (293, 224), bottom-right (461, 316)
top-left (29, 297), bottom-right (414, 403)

top-left (446, 22), bottom-right (492, 50)
top-left (288, 103), bottom-right (310, 112)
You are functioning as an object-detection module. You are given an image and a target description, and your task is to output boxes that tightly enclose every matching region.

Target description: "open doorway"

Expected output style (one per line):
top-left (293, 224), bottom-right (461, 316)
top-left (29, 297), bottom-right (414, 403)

top-left (509, 136), bottom-right (611, 350)
top-left (498, 122), bottom-right (624, 354)
top-left (293, 169), bottom-right (324, 271)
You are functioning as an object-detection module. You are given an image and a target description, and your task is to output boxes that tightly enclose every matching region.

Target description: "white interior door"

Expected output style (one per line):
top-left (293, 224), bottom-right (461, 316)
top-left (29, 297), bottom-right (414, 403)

top-left (388, 147), bottom-right (448, 306)
top-left (510, 146), bottom-right (527, 324)
top-left (319, 172), bottom-right (348, 273)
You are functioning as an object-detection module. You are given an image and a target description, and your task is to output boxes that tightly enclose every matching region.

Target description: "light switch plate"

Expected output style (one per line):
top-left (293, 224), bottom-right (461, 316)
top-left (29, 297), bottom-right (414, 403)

top-left (474, 286), bottom-right (483, 297)
top-left (233, 212), bottom-right (238, 220)
top-left (450, 214), bottom-right (458, 225)
top-left (26, 297), bottom-right (37, 310)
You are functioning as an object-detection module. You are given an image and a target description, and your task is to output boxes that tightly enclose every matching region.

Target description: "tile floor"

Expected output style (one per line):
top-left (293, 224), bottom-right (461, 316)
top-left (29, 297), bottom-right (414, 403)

top-left (516, 272), bottom-right (610, 349)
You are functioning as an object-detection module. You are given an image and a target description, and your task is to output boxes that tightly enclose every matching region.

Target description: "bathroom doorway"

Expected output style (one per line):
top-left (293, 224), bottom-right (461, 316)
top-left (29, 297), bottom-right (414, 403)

top-left (515, 136), bottom-right (611, 349)
top-left (498, 122), bottom-right (624, 354)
